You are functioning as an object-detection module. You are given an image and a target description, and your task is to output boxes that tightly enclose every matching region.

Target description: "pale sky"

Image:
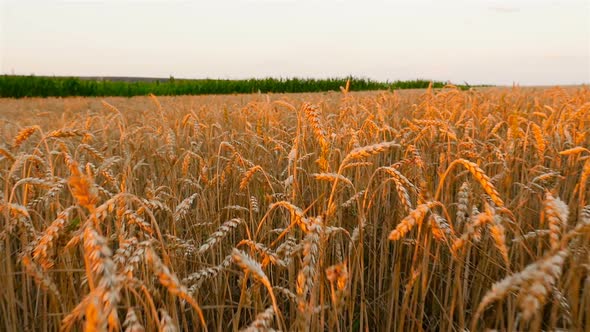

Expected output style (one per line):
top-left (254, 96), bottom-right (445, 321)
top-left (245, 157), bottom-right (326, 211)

top-left (1, 0), bottom-right (589, 85)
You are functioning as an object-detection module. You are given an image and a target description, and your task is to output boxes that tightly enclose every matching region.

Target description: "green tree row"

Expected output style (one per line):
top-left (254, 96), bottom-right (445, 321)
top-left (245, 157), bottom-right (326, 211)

top-left (0, 75), bottom-right (459, 98)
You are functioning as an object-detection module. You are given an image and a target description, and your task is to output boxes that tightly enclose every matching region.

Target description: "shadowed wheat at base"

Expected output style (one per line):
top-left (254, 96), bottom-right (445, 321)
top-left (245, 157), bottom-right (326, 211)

top-left (1, 86), bottom-right (589, 331)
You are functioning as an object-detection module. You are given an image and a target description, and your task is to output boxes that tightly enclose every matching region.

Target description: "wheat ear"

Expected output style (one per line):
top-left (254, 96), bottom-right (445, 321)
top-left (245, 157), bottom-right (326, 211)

top-left (240, 306), bottom-right (275, 332)
top-left (123, 308), bottom-right (145, 332)
top-left (544, 192), bottom-right (569, 250)
top-left (145, 248), bottom-right (207, 329)
top-left (232, 248), bottom-right (282, 328)
top-left (158, 309), bottom-right (178, 332)
top-left (197, 218), bottom-right (243, 253)
top-left (341, 141), bottom-right (400, 166)
top-left (436, 158), bottom-right (504, 208)
top-left (14, 125), bottom-right (40, 148)
top-left (389, 202), bottom-right (437, 240)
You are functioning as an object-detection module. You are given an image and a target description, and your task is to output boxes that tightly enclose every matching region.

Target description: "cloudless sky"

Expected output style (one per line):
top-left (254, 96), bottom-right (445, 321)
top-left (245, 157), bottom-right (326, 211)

top-left (1, 0), bottom-right (589, 85)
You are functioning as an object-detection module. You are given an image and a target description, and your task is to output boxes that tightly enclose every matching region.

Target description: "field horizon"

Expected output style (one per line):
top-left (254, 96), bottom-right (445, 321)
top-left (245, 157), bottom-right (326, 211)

top-left (0, 75), bottom-right (477, 99)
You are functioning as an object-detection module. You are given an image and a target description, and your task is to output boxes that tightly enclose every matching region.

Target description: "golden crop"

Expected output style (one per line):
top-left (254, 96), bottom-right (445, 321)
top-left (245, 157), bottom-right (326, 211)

top-left (1, 86), bottom-right (589, 331)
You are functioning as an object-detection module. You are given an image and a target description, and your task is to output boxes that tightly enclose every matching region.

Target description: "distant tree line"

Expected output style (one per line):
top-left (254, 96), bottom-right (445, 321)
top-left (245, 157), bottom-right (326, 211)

top-left (0, 75), bottom-right (465, 98)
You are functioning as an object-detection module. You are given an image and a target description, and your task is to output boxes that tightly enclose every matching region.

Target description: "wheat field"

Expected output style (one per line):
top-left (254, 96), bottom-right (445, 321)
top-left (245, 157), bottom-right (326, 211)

top-left (1, 85), bottom-right (589, 331)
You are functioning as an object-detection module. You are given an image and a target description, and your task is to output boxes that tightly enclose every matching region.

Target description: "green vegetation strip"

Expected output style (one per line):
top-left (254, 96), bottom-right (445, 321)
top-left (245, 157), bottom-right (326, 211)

top-left (0, 75), bottom-right (469, 98)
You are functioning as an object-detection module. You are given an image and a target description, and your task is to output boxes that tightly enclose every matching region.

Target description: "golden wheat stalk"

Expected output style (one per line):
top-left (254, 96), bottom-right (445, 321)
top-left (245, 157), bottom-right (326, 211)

top-left (312, 172), bottom-right (354, 188)
top-left (240, 165), bottom-right (263, 191)
top-left (389, 202), bottom-right (439, 240)
top-left (46, 128), bottom-right (88, 139)
top-left (232, 248), bottom-right (282, 328)
top-left (578, 158), bottom-right (590, 207)
top-left (544, 192), bottom-right (569, 250)
top-left (297, 218), bottom-right (322, 303)
top-left (173, 193), bottom-right (199, 222)
top-left (268, 201), bottom-right (309, 232)
top-left (381, 167), bottom-right (414, 213)
top-left (240, 306), bottom-right (275, 332)
top-left (341, 141), bottom-right (400, 166)
top-left (33, 206), bottom-right (74, 270)
top-left (158, 309), bottom-right (178, 332)
top-left (472, 249), bottom-right (569, 327)
top-left (197, 218), bottom-right (243, 253)
top-left (489, 215), bottom-right (510, 270)
top-left (429, 213), bottom-right (455, 243)
top-left (145, 248), bottom-right (207, 329)
top-left (13, 125), bottom-right (40, 148)
top-left (185, 255), bottom-right (233, 293)
top-left (559, 146), bottom-right (590, 156)
top-left (68, 161), bottom-right (99, 212)
top-left (21, 255), bottom-right (61, 299)
top-left (84, 293), bottom-right (107, 332)
top-left (303, 103), bottom-right (329, 150)
top-left (123, 308), bottom-right (145, 332)
top-left (456, 181), bottom-right (470, 226)
top-left (83, 226), bottom-right (120, 328)
top-left (238, 239), bottom-right (285, 267)
top-left (436, 158), bottom-right (504, 208)
top-left (0, 146), bottom-right (16, 162)
top-left (451, 208), bottom-right (494, 254)
top-left (530, 123), bottom-right (546, 160)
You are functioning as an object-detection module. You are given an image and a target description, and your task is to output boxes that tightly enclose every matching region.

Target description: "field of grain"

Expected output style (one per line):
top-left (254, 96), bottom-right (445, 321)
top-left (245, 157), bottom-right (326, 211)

top-left (1, 86), bottom-right (589, 331)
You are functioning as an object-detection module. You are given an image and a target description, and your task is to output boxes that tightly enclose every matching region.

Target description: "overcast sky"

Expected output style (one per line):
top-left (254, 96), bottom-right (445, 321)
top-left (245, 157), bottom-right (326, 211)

top-left (1, 0), bottom-right (589, 85)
